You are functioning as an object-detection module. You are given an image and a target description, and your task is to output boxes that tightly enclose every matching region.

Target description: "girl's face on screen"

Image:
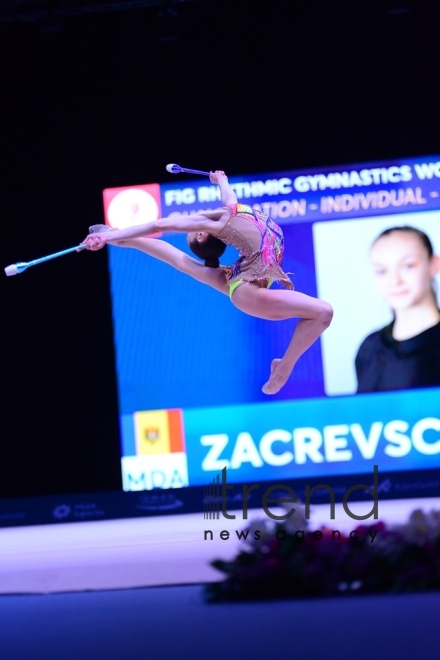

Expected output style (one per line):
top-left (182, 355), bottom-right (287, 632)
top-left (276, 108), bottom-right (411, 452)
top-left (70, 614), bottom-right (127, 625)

top-left (370, 231), bottom-right (437, 311)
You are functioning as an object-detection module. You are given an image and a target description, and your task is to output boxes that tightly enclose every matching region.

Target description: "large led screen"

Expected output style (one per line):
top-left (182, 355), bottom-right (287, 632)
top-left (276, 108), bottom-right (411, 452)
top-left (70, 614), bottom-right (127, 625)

top-left (103, 155), bottom-right (440, 492)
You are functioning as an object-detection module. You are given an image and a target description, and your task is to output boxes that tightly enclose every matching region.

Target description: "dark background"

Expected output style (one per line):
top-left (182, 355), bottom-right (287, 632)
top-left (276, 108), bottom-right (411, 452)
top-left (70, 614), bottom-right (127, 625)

top-left (1, 0), bottom-right (439, 499)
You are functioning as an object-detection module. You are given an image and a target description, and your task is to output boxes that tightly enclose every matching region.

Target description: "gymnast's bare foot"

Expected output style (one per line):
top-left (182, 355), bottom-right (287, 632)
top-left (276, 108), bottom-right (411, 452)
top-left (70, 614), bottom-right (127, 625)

top-left (262, 358), bottom-right (290, 395)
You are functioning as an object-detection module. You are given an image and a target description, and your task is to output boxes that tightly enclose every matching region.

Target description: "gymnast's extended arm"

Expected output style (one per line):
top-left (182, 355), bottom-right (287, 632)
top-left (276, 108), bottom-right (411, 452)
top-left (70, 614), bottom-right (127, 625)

top-left (84, 208), bottom-right (229, 248)
top-left (210, 170), bottom-right (238, 205)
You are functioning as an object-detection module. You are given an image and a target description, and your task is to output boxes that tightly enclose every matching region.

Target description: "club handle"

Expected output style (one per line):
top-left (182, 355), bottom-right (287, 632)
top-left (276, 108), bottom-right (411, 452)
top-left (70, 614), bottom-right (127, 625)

top-left (27, 244), bottom-right (86, 267)
top-left (181, 167), bottom-right (210, 176)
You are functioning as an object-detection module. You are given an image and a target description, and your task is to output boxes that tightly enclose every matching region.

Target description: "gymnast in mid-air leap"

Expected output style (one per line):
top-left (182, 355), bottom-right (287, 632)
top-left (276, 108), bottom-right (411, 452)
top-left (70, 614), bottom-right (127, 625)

top-left (83, 170), bottom-right (333, 394)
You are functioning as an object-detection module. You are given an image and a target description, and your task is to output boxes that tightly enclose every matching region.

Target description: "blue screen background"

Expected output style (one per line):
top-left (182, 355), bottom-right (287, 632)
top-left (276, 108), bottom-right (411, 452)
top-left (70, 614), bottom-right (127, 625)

top-left (109, 223), bottom-right (325, 414)
top-left (108, 156), bottom-right (440, 488)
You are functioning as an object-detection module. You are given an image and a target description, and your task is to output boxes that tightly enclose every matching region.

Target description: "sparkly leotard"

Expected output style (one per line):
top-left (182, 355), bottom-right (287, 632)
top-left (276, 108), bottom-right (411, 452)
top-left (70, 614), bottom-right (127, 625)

top-left (217, 203), bottom-right (293, 297)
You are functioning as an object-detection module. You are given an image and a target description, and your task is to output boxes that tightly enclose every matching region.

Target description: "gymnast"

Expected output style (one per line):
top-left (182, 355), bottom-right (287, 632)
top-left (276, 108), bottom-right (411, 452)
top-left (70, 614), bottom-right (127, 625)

top-left (83, 171), bottom-right (333, 394)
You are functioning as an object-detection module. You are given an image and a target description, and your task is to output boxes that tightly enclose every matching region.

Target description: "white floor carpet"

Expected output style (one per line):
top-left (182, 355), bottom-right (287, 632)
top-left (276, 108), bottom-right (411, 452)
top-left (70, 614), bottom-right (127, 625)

top-left (0, 497), bottom-right (438, 594)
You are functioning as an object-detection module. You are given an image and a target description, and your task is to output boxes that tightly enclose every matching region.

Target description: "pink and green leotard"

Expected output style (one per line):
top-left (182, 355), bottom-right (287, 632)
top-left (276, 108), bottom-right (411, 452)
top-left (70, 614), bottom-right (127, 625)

top-left (217, 203), bottom-right (293, 298)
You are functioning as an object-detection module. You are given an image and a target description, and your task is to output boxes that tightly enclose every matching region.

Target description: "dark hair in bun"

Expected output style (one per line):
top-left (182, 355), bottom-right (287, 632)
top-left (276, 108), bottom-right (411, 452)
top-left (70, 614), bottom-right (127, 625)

top-left (188, 233), bottom-right (226, 268)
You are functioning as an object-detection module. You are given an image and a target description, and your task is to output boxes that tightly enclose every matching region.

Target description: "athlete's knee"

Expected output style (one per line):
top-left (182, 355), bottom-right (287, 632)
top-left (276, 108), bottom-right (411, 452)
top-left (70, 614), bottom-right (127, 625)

top-left (316, 301), bottom-right (333, 327)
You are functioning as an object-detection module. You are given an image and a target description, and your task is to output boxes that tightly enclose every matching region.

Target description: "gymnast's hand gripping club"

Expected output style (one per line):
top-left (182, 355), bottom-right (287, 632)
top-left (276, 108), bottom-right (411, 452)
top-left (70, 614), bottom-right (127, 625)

top-left (4, 224), bottom-right (111, 276)
top-left (165, 163), bottom-right (210, 176)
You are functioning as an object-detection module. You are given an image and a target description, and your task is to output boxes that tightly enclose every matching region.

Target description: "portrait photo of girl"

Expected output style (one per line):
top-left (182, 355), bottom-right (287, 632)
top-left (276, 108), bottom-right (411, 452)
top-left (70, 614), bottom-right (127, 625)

top-left (355, 225), bottom-right (440, 393)
top-left (312, 211), bottom-right (440, 396)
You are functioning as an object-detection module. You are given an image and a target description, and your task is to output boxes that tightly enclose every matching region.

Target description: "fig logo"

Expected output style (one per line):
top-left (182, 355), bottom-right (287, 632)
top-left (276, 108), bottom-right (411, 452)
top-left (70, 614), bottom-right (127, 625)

top-left (102, 184), bottom-right (162, 231)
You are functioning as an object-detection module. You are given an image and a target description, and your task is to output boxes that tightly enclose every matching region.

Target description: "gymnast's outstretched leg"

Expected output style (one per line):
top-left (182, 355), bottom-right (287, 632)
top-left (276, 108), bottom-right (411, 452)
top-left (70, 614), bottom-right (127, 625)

top-left (229, 284), bottom-right (333, 394)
